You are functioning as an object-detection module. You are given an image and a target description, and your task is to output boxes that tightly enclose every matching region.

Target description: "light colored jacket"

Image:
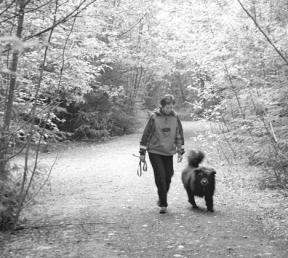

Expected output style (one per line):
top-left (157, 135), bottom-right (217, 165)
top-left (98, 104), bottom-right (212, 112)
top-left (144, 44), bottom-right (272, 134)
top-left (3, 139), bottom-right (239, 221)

top-left (140, 108), bottom-right (184, 156)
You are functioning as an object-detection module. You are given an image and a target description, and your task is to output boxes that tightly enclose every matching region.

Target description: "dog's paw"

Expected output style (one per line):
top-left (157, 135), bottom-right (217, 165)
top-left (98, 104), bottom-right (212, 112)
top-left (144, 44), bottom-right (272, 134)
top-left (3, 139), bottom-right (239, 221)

top-left (192, 205), bottom-right (199, 210)
top-left (207, 208), bottom-right (214, 212)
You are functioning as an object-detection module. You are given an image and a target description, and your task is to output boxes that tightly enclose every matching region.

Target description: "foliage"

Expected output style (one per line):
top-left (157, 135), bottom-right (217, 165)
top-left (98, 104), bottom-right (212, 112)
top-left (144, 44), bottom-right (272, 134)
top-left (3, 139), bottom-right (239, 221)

top-left (1, 0), bottom-right (288, 229)
top-left (0, 162), bottom-right (51, 231)
top-left (0, 175), bottom-right (18, 230)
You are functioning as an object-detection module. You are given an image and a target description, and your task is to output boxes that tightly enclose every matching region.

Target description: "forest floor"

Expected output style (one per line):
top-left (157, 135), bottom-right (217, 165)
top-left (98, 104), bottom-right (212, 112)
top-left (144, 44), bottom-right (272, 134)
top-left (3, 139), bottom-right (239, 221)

top-left (1, 120), bottom-right (288, 258)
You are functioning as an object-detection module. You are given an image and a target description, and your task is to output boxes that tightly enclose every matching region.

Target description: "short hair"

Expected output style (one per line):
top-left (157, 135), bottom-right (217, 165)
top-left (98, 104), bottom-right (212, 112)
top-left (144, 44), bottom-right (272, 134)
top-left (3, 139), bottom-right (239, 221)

top-left (160, 94), bottom-right (175, 107)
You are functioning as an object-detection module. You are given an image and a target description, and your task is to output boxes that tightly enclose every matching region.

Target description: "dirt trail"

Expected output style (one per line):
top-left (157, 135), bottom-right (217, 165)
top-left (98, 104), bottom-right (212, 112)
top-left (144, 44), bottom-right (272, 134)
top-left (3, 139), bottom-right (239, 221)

top-left (1, 121), bottom-right (288, 258)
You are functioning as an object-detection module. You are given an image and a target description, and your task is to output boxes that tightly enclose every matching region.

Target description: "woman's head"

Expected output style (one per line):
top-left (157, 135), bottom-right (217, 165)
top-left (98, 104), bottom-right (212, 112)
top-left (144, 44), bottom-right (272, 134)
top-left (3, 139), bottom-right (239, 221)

top-left (160, 94), bottom-right (175, 114)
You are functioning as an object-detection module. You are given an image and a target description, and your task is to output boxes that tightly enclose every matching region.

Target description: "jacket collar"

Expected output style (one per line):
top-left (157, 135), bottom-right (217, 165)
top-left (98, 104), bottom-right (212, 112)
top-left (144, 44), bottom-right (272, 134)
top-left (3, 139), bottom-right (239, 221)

top-left (154, 107), bottom-right (177, 117)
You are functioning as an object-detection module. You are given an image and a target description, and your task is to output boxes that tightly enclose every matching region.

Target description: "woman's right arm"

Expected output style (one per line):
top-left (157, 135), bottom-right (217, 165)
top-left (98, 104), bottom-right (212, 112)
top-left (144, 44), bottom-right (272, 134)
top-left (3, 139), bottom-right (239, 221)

top-left (139, 115), bottom-right (155, 155)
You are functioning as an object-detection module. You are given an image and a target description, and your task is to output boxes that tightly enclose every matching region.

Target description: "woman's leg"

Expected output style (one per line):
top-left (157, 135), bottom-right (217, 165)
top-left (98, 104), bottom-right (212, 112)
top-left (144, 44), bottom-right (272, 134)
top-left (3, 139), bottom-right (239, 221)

top-left (148, 153), bottom-right (168, 207)
top-left (163, 155), bottom-right (174, 193)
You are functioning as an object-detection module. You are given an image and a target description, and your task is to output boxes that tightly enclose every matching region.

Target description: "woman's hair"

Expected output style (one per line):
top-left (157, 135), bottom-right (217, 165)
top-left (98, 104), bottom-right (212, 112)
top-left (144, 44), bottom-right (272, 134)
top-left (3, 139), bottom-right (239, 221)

top-left (160, 94), bottom-right (175, 107)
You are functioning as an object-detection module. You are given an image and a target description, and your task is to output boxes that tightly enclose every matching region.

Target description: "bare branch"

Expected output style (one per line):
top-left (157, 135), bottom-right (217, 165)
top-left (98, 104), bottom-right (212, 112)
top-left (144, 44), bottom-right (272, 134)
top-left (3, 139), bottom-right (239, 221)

top-left (24, 0), bottom-right (98, 41)
top-left (57, 13), bottom-right (77, 90)
top-left (23, 152), bottom-right (59, 208)
top-left (236, 0), bottom-right (288, 66)
top-left (117, 12), bottom-right (147, 38)
top-left (0, 0), bottom-right (16, 17)
top-left (0, 1), bottom-right (51, 26)
top-left (223, 63), bottom-right (245, 119)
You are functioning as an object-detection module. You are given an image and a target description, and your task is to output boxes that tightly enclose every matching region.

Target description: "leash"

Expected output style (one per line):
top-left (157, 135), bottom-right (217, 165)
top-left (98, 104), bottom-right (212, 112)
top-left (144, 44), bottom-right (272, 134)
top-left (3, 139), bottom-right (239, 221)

top-left (132, 154), bottom-right (147, 177)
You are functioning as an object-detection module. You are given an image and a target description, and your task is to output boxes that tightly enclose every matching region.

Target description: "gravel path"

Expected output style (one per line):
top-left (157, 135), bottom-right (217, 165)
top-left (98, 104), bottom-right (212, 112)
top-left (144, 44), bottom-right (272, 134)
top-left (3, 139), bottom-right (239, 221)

top-left (1, 121), bottom-right (287, 257)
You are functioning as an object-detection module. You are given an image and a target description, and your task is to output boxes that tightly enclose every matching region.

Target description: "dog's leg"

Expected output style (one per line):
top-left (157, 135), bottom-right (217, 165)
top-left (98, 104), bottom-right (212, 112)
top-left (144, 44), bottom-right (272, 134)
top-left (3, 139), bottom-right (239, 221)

top-left (189, 194), bottom-right (198, 209)
top-left (187, 188), bottom-right (198, 209)
top-left (205, 195), bottom-right (214, 212)
top-left (185, 186), bottom-right (193, 205)
top-left (186, 177), bottom-right (198, 209)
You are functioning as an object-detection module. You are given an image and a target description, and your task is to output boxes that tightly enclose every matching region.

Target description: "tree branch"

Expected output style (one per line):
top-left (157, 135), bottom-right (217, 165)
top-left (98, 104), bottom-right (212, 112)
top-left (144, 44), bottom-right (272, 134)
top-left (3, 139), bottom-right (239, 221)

top-left (117, 12), bottom-right (147, 38)
top-left (0, 0), bottom-right (16, 17)
top-left (0, 1), bottom-right (51, 28)
top-left (24, 0), bottom-right (98, 41)
top-left (0, 0), bottom-right (36, 25)
top-left (236, 0), bottom-right (288, 66)
top-left (57, 13), bottom-right (77, 90)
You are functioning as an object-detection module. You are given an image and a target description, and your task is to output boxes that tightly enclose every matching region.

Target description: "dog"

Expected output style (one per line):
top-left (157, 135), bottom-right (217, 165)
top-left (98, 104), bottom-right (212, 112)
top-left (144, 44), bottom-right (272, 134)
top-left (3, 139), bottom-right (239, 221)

top-left (181, 150), bottom-right (216, 212)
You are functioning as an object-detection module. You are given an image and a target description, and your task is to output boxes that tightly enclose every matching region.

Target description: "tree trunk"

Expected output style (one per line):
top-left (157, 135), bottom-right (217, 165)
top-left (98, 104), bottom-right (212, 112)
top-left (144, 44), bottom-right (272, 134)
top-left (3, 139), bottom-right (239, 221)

top-left (0, 0), bottom-right (25, 179)
top-left (224, 64), bottom-right (245, 119)
top-left (176, 73), bottom-right (186, 104)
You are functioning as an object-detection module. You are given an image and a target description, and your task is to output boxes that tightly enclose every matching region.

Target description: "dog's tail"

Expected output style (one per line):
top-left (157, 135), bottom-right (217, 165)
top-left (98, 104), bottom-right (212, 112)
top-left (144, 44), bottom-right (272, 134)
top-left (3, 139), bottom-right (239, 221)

top-left (188, 150), bottom-right (204, 168)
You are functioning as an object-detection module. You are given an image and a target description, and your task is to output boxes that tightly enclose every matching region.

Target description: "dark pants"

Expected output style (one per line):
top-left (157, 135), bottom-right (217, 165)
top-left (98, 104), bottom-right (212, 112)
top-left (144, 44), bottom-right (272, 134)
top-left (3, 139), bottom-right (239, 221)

top-left (148, 152), bottom-right (174, 207)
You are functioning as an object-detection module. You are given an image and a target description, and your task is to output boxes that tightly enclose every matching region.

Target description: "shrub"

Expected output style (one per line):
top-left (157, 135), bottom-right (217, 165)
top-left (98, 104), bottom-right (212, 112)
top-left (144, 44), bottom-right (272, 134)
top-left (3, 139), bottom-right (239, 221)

top-left (72, 125), bottom-right (109, 140)
top-left (0, 166), bottom-right (21, 231)
top-left (109, 107), bottom-right (137, 136)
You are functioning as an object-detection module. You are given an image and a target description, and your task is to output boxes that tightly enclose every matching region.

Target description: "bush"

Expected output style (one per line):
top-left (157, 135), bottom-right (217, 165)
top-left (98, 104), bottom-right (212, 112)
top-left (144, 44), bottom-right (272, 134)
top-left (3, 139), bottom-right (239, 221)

top-left (72, 125), bottom-right (109, 140)
top-left (222, 114), bottom-right (288, 189)
top-left (0, 169), bottom-right (21, 230)
top-left (109, 107), bottom-right (137, 136)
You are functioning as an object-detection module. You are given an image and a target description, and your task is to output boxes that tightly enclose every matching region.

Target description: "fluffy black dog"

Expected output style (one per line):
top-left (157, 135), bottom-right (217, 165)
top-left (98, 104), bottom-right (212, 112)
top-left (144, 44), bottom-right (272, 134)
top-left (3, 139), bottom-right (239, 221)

top-left (181, 150), bottom-right (216, 212)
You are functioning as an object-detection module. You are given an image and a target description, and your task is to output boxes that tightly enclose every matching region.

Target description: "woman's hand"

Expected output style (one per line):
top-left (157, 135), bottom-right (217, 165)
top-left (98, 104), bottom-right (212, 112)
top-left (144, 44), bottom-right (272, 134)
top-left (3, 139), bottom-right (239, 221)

top-left (140, 154), bottom-right (146, 162)
top-left (177, 153), bottom-right (183, 163)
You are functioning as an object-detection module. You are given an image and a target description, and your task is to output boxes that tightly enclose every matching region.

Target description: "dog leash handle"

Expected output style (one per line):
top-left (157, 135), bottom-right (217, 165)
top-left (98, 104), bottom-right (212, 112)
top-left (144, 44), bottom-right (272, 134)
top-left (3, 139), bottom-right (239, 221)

top-left (133, 154), bottom-right (147, 177)
top-left (137, 160), bottom-right (147, 177)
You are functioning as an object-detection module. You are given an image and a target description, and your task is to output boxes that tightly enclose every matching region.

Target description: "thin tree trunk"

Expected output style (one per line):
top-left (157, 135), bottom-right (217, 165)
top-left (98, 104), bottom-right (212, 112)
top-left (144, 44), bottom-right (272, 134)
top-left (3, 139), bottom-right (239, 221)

top-left (224, 64), bottom-right (245, 119)
top-left (130, 66), bottom-right (144, 110)
top-left (176, 73), bottom-right (186, 103)
top-left (0, 0), bottom-right (25, 178)
top-left (13, 0), bottom-right (59, 228)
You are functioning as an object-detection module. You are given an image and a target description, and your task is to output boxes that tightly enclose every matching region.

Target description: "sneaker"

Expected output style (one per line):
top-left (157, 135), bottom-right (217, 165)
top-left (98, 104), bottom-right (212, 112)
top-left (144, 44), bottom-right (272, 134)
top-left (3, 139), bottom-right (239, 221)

top-left (159, 207), bottom-right (167, 214)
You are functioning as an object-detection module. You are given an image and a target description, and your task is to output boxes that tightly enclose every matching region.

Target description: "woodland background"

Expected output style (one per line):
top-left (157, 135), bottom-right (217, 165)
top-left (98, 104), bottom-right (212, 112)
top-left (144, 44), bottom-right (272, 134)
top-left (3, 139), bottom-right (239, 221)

top-left (0, 0), bottom-right (288, 230)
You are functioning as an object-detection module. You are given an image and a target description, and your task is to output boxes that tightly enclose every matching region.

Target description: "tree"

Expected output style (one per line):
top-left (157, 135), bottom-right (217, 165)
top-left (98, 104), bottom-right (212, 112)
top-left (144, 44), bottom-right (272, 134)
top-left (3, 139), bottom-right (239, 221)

top-left (0, 0), bottom-right (104, 230)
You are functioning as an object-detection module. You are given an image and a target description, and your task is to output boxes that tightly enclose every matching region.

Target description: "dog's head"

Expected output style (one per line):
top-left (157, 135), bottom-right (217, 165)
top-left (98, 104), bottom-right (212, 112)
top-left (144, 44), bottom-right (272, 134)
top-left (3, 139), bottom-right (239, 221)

top-left (194, 167), bottom-right (216, 187)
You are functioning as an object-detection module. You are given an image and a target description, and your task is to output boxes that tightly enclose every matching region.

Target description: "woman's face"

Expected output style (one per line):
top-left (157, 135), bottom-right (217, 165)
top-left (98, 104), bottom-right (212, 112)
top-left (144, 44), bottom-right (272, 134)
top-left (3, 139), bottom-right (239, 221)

top-left (162, 103), bottom-right (174, 114)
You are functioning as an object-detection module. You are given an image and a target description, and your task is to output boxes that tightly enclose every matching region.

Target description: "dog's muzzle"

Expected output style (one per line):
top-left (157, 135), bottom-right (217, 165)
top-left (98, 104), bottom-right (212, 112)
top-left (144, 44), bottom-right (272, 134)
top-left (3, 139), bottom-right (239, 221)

top-left (200, 178), bottom-right (208, 186)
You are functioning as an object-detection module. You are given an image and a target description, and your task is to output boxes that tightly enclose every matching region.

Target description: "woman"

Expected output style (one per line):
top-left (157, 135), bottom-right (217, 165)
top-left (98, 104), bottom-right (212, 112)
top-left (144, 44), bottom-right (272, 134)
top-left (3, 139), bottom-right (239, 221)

top-left (139, 94), bottom-right (185, 213)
